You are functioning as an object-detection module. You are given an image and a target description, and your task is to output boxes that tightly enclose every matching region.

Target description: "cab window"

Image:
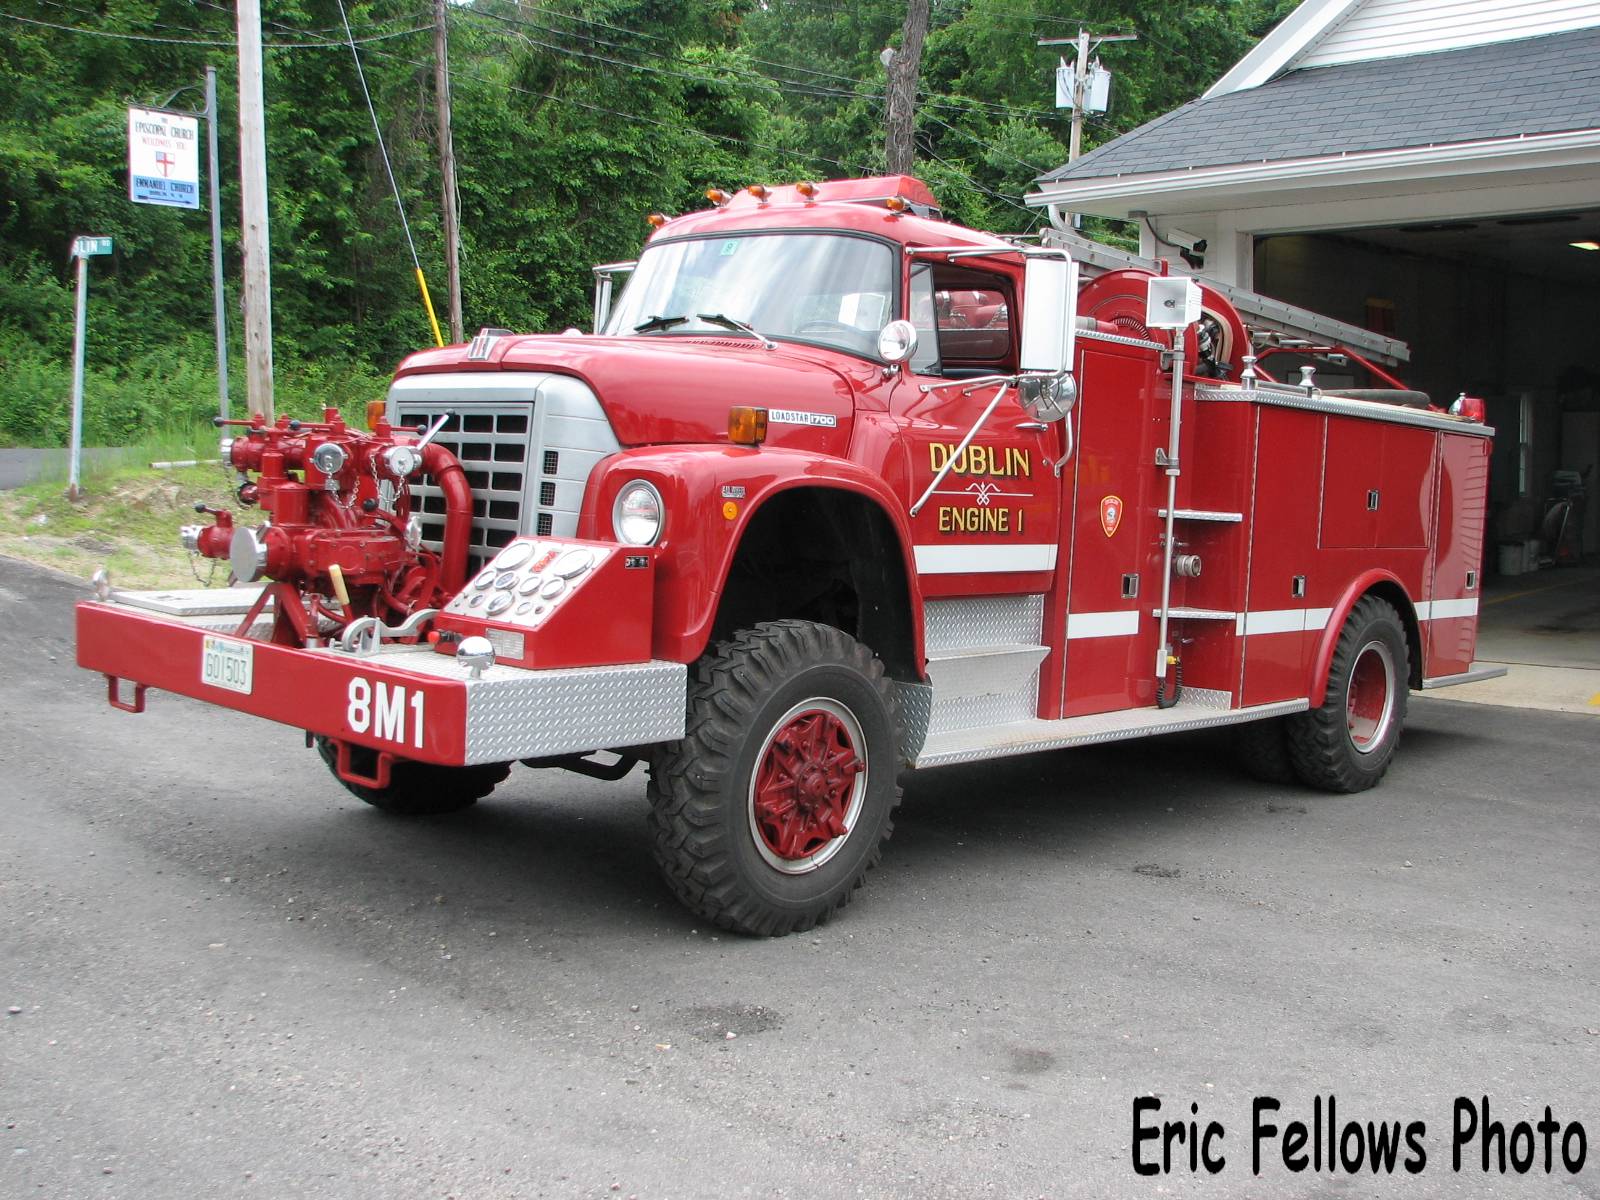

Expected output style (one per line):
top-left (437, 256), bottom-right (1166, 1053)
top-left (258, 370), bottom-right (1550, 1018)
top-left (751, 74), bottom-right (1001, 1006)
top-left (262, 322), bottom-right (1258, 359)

top-left (927, 266), bottom-right (1015, 378)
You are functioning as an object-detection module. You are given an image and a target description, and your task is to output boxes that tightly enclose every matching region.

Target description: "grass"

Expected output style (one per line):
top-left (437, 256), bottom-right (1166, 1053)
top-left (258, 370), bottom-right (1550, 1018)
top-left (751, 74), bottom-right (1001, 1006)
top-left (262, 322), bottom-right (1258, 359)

top-left (0, 421), bottom-right (243, 588)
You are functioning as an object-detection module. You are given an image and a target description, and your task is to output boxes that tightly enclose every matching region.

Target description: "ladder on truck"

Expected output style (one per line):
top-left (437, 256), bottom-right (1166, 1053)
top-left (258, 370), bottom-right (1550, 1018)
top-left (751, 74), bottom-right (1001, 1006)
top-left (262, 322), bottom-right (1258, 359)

top-left (1035, 226), bottom-right (1409, 367)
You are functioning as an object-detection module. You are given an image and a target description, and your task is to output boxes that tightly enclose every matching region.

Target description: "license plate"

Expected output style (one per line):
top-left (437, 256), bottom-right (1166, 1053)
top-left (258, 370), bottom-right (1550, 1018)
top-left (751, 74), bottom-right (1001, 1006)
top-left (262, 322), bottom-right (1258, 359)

top-left (201, 635), bottom-right (254, 695)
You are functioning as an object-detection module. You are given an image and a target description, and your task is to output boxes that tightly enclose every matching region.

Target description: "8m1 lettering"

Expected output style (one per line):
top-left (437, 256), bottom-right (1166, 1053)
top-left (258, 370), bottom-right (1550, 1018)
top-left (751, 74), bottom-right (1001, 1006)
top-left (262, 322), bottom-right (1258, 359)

top-left (347, 678), bottom-right (425, 749)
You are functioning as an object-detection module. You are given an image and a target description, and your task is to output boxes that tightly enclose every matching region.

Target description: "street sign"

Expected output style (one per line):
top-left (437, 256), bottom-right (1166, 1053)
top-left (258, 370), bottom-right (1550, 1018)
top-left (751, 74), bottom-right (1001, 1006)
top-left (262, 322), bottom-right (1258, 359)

top-left (128, 107), bottom-right (200, 209)
top-left (73, 236), bottom-right (113, 258)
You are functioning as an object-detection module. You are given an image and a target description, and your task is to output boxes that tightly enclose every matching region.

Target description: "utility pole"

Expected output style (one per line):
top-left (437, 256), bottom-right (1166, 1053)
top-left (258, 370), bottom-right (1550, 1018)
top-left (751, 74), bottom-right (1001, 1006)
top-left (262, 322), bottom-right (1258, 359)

top-left (1040, 28), bottom-right (1137, 161)
top-left (881, 0), bottom-right (930, 176)
top-left (236, 0), bottom-right (275, 420)
top-left (204, 65), bottom-right (229, 421)
top-left (433, 0), bottom-right (463, 344)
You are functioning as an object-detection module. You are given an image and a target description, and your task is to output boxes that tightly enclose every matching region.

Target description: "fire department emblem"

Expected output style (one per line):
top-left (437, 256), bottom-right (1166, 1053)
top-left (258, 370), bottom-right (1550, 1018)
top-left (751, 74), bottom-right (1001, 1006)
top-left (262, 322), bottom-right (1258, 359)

top-left (1100, 495), bottom-right (1123, 538)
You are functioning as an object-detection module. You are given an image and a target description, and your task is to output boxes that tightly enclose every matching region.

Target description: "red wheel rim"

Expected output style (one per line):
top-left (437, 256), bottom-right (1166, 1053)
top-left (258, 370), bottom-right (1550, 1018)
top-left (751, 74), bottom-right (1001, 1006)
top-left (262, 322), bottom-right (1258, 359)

top-left (748, 699), bottom-right (867, 874)
top-left (1346, 640), bottom-right (1396, 754)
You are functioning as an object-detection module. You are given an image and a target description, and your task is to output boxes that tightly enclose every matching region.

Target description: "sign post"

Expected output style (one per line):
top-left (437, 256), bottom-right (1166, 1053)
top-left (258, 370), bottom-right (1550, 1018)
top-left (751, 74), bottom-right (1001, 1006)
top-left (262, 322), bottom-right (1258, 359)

top-left (203, 68), bottom-right (229, 420)
top-left (67, 236), bottom-right (113, 502)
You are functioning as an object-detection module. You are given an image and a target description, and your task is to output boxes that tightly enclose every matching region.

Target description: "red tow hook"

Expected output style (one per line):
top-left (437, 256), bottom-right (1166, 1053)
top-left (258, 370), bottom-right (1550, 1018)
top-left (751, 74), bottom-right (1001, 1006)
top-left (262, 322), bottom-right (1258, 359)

top-left (105, 676), bottom-right (147, 713)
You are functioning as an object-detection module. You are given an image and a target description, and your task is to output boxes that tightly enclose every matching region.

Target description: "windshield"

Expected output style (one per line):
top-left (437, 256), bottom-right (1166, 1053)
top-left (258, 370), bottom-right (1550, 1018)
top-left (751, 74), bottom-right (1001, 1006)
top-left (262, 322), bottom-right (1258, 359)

top-left (606, 233), bottom-right (896, 359)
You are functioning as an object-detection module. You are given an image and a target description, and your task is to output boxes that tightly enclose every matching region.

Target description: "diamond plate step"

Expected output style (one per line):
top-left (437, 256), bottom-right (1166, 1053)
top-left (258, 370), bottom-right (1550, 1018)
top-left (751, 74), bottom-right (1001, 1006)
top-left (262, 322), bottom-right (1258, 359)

top-left (914, 697), bottom-right (1309, 768)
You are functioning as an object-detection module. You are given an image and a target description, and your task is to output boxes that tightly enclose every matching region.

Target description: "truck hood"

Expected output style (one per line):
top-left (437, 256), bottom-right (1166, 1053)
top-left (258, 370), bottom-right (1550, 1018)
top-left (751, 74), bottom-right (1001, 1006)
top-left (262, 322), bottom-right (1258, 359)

top-left (395, 333), bottom-right (860, 450)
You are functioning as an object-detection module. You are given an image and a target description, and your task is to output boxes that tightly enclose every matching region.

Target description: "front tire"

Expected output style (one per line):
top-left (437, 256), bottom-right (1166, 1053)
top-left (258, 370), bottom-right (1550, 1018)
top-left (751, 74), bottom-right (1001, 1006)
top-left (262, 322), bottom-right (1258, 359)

top-left (314, 736), bottom-right (510, 815)
top-left (1285, 596), bottom-right (1409, 793)
top-left (647, 620), bottom-right (904, 936)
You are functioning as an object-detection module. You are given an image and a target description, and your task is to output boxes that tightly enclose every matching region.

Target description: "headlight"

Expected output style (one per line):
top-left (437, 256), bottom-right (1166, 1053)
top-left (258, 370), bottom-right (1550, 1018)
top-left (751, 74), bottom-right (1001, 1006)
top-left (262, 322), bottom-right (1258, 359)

top-left (612, 480), bottom-right (663, 546)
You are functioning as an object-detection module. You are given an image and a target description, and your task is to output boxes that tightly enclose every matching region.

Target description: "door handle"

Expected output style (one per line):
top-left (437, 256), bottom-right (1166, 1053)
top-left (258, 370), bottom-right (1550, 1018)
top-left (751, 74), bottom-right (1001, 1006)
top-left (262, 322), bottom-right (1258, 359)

top-left (1015, 420), bottom-right (1049, 431)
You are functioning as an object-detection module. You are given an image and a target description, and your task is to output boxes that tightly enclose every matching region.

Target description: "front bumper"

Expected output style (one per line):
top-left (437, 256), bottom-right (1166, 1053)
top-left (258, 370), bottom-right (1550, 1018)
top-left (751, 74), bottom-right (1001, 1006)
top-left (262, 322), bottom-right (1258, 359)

top-left (76, 590), bottom-right (686, 766)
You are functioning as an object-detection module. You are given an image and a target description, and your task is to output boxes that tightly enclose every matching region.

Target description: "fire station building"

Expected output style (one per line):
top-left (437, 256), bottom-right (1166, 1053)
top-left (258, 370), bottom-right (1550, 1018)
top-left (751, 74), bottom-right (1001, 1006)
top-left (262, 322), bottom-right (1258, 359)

top-left (1027, 0), bottom-right (1600, 565)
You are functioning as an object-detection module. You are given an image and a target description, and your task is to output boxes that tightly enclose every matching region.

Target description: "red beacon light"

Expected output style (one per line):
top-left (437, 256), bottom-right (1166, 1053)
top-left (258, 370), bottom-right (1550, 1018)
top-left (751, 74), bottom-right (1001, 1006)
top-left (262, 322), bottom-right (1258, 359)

top-left (1450, 393), bottom-right (1488, 423)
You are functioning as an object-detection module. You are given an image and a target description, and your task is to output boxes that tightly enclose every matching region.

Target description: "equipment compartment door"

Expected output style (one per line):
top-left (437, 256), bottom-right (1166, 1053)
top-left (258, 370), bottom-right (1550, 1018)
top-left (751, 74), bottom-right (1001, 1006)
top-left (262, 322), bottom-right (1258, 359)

top-left (1055, 339), bottom-right (1164, 717)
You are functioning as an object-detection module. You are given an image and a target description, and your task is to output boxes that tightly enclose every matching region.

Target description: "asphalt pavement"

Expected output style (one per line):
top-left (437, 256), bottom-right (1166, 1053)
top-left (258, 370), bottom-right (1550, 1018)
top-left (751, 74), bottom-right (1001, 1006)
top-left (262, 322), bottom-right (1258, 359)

top-left (3, 556), bottom-right (1597, 1198)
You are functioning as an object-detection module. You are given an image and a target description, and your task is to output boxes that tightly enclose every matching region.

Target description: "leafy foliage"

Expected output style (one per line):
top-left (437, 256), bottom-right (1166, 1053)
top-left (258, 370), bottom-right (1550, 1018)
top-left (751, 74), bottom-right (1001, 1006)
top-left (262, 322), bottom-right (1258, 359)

top-left (0, 0), bottom-right (1282, 444)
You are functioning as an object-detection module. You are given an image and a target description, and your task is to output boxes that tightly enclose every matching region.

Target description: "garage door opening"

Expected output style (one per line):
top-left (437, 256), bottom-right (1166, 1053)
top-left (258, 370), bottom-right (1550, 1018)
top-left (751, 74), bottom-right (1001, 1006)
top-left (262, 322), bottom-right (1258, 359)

top-left (1254, 210), bottom-right (1600, 573)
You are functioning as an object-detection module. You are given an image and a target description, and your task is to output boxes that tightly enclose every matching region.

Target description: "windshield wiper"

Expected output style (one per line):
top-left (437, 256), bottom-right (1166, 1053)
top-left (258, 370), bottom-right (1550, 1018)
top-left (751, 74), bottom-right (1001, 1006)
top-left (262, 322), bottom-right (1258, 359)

top-left (696, 312), bottom-right (777, 351)
top-left (633, 313), bottom-right (690, 334)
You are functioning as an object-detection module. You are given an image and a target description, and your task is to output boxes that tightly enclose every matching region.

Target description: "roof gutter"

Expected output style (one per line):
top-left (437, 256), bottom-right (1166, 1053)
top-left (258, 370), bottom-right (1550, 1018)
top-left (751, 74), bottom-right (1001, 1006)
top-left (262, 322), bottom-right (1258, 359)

top-left (1026, 127), bottom-right (1600, 212)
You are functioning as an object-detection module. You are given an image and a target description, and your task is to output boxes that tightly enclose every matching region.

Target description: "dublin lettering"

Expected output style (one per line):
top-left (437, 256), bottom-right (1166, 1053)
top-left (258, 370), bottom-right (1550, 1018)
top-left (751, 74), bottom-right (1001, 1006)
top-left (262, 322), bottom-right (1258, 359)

top-left (928, 442), bottom-right (1030, 478)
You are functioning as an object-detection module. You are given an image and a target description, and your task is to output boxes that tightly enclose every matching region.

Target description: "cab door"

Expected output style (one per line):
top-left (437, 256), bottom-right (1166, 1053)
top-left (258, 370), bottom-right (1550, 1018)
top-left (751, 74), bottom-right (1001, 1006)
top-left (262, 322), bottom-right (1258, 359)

top-left (895, 261), bottom-right (1056, 599)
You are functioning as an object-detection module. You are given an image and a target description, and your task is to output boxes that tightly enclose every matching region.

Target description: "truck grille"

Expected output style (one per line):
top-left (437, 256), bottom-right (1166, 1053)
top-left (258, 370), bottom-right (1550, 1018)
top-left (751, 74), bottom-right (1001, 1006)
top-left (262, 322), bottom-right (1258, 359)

top-left (389, 371), bottom-right (623, 578)
top-left (397, 402), bottom-right (533, 576)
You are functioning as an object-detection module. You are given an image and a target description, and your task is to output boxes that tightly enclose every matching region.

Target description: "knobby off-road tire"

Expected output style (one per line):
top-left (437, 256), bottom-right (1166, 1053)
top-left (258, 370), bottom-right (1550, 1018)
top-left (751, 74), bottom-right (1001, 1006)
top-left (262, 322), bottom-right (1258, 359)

top-left (647, 620), bottom-right (904, 936)
top-left (1285, 596), bottom-right (1409, 793)
top-left (314, 736), bottom-right (511, 815)
top-left (1234, 715), bottom-right (1297, 785)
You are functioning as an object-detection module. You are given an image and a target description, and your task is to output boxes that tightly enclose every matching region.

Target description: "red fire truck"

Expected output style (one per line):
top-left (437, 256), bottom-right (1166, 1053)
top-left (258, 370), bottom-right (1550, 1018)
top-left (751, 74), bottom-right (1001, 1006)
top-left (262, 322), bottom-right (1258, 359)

top-left (77, 176), bottom-right (1500, 935)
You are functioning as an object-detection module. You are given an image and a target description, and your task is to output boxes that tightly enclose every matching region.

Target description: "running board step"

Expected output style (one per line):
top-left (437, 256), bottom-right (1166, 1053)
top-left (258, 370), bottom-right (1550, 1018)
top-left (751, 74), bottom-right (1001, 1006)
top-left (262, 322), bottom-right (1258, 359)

top-left (924, 644), bottom-right (1048, 701)
top-left (914, 698), bottom-right (1309, 768)
top-left (1419, 662), bottom-right (1510, 689)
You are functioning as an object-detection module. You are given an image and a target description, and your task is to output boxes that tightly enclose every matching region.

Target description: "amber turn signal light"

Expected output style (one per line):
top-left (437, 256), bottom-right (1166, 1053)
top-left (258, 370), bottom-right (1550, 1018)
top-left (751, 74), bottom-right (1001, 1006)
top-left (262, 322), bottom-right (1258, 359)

top-left (728, 406), bottom-right (768, 445)
top-left (365, 399), bottom-right (387, 430)
top-left (795, 180), bottom-right (818, 199)
top-left (885, 196), bottom-right (909, 213)
top-left (705, 188), bottom-right (730, 206)
top-left (646, 212), bottom-right (668, 228)
top-left (747, 184), bottom-right (769, 201)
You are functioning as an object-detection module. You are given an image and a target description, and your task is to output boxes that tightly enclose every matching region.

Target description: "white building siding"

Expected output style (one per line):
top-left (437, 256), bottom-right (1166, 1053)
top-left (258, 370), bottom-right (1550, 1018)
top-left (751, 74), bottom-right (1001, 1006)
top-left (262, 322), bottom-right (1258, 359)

top-left (1296, 0), bottom-right (1600, 67)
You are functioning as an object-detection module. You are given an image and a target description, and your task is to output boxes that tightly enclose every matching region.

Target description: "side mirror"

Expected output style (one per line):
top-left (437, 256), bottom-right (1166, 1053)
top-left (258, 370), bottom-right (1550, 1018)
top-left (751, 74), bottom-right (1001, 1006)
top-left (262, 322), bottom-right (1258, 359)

top-left (1020, 256), bottom-right (1079, 375)
top-left (1017, 372), bottom-right (1077, 422)
top-left (877, 319), bottom-right (919, 364)
top-left (1018, 255), bottom-right (1079, 422)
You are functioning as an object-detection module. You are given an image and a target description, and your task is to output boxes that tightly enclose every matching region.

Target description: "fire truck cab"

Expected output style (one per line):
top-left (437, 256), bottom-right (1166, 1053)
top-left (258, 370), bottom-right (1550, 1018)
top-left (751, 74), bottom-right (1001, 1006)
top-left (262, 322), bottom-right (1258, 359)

top-left (78, 176), bottom-right (1499, 935)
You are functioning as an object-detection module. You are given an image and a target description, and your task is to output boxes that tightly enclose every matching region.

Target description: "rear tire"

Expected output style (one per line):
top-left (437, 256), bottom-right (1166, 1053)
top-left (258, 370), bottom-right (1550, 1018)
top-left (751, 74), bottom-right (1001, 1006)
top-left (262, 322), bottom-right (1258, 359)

top-left (1235, 716), bottom-right (1297, 784)
top-left (314, 736), bottom-right (510, 815)
top-left (647, 620), bottom-right (903, 936)
top-left (1285, 596), bottom-right (1408, 793)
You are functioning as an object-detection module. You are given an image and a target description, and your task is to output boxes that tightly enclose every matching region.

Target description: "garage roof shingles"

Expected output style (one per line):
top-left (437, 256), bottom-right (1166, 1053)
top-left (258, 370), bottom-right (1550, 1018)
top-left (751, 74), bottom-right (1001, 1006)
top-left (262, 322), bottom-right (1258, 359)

top-left (1037, 27), bottom-right (1600, 184)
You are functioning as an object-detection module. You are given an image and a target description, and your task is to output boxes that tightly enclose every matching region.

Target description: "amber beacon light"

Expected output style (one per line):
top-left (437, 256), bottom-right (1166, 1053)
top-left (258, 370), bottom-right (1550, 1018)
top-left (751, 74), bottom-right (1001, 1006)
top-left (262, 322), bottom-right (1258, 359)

top-left (728, 406), bottom-right (768, 445)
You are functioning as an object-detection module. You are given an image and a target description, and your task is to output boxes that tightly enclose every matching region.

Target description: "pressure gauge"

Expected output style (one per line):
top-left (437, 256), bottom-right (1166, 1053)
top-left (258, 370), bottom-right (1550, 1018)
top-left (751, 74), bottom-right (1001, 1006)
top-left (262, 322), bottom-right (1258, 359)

top-left (553, 548), bottom-right (595, 579)
top-left (494, 542), bottom-right (534, 570)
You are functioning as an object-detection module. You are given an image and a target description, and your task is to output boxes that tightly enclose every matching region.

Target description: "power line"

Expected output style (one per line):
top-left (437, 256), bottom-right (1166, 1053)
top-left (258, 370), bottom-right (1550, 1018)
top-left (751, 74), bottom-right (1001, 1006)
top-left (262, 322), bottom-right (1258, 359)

top-left (458, 5), bottom-right (1065, 125)
top-left (1, 10), bottom-right (431, 49)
